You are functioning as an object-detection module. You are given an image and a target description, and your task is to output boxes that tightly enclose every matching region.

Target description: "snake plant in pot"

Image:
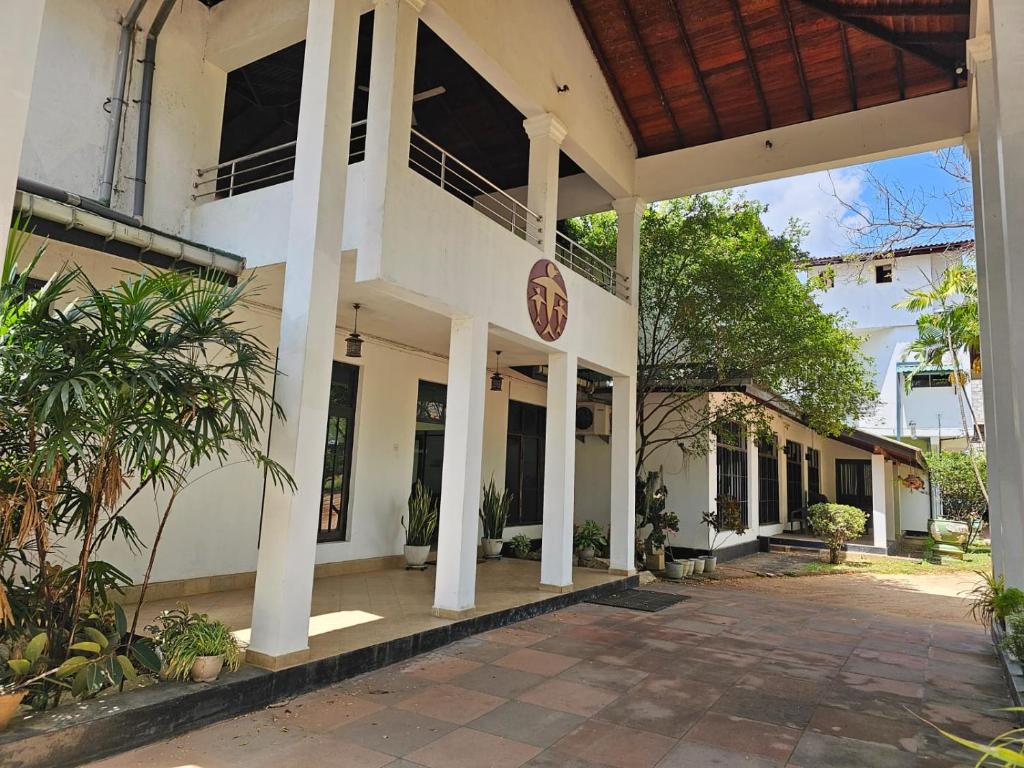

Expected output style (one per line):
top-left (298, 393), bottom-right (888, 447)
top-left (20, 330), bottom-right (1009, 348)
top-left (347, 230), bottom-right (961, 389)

top-left (479, 478), bottom-right (512, 559)
top-left (403, 481), bottom-right (439, 567)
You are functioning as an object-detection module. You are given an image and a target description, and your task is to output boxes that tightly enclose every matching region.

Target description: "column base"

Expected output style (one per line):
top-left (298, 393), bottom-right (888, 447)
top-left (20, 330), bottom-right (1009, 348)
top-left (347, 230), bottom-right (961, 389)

top-left (539, 582), bottom-right (574, 594)
top-left (431, 606), bottom-right (476, 620)
top-left (245, 647), bottom-right (311, 671)
top-left (607, 568), bottom-right (637, 577)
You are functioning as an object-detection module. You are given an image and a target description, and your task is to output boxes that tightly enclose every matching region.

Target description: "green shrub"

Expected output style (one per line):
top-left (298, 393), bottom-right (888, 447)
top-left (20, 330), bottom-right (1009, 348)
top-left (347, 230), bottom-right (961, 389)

top-left (994, 589), bottom-right (1024, 624)
top-left (807, 503), bottom-right (866, 564)
top-left (509, 534), bottom-right (533, 559)
top-left (574, 520), bottom-right (607, 554)
top-left (1002, 613), bottom-right (1024, 664)
top-left (149, 605), bottom-right (241, 681)
top-left (479, 478), bottom-right (512, 540)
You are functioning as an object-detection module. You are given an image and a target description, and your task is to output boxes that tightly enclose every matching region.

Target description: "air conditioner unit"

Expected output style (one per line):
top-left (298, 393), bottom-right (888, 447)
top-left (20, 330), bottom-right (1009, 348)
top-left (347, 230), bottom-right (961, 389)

top-left (576, 403), bottom-right (612, 436)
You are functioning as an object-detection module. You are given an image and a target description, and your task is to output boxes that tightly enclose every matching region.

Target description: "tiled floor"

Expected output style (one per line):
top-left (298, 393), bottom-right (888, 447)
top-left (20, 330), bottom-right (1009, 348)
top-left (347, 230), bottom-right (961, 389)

top-left (92, 580), bottom-right (1013, 768)
top-left (130, 559), bottom-right (620, 664)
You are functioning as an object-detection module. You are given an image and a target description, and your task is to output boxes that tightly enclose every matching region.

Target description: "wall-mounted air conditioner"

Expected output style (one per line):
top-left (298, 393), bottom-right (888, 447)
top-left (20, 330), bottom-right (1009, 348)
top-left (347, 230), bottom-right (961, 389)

top-left (576, 403), bottom-right (612, 436)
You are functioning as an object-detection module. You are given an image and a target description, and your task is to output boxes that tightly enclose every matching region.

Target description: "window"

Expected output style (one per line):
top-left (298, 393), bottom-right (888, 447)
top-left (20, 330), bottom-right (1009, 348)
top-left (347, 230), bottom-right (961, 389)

top-left (875, 264), bottom-right (893, 283)
top-left (505, 401), bottom-right (545, 526)
top-left (836, 459), bottom-right (873, 514)
top-left (818, 269), bottom-right (834, 289)
top-left (413, 381), bottom-right (446, 502)
top-left (806, 447), bottom-right (821, 502)
top-left (319, 362), bottom-right (359, 542)
top-left (758, 436), bottom-right (780, 525)
top-left (715, 421), bottom-right (748, 525)
top-left (910, 372), bottom-right (952, 389)
top-left (785, 441), bottom-right (803, 514)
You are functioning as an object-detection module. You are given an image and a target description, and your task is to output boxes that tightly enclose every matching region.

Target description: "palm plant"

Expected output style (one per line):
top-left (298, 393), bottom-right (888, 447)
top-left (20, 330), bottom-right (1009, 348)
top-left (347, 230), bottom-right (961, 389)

top-left (403, 481), bottom-right (438, 547)
top-left (479, 478), bottom-right (512, 540)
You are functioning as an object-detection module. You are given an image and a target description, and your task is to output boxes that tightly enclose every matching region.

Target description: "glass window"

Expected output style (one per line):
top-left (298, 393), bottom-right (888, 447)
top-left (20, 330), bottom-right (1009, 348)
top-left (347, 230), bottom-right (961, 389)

top-left (319, 362), bottom-right (359, 542)
top-left (910, 372), bottom-right (952, 389)
top-left (875, 264), bottom-right (893, 283)
top-left (807, 447), bottom-right (822, 502)
top-left (758, 436), bottom-right (779, 525)
top-left (505, 400), bottom-right (545, 526)
top-left (715, 421), bottom-right (748, 525)
top-left (785, 441), bottom-right (803, 514)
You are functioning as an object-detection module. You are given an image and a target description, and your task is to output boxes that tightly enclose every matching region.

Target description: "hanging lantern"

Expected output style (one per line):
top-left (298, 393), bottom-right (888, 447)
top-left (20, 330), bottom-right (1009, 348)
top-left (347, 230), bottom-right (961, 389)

top-left (346, 303), bottom-right (363, 358)
top-left (490, 350), bottom-right (504, 392)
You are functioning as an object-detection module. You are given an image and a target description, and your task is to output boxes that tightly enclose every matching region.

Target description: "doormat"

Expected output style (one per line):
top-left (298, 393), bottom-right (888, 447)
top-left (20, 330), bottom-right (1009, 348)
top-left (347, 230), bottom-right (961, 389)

top-left (585, 589), bottom-right (689, 612)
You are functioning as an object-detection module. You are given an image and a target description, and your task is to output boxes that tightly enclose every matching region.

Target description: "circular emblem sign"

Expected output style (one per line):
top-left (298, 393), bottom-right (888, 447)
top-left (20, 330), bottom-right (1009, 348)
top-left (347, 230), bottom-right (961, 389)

top-left (528, 259), bottom-right (569, 341)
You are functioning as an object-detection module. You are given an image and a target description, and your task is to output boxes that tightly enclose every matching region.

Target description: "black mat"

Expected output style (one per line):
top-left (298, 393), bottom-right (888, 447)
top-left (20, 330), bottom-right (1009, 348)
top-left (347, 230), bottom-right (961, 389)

top-left (586, 589), bottom-right (690, 612)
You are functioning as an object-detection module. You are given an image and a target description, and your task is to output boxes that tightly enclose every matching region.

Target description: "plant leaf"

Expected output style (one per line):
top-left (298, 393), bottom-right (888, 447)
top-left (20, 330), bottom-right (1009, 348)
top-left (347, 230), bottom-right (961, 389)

top-left (114, 603), bottom-right (128, 637)
top-left (7, 659), bottom-right (30, 676)
top-left (130, 640), bottom-right (161, 673)
top-left (115, 655), bottom-right (136, 681)
top-left (68, 641), bottom-right (101, 655)
top-left (55, 656), bottom-right (88, 678)
top-left (82, 627), bottom-right (109, 650)
top-left (24, 632), bottom-right (47, 664)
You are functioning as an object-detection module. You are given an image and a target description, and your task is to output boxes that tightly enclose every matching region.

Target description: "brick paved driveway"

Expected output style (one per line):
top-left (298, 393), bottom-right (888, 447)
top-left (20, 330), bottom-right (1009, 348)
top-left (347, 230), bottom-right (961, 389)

top-left (90, 581), bottom-right (1014, 768)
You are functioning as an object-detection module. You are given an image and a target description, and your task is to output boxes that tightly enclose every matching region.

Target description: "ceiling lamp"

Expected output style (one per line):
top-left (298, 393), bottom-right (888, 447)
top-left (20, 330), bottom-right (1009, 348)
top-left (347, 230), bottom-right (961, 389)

top-left (346, 303), bottom-right (363, 358)
top-left (490, 350), bottom-right (504, 392)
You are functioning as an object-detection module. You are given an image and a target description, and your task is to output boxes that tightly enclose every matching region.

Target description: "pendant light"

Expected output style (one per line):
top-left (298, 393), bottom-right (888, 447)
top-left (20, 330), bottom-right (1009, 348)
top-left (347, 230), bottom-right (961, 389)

top-left (490, 350), bottom-right (504, 392)
top-left (346, 303), bottom-right (363, 358)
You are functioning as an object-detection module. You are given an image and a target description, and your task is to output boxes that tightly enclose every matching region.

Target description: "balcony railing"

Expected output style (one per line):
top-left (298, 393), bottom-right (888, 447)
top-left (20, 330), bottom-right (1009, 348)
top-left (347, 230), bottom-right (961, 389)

top-left (555, 231), bottom-right (629, 300)
top-left (407, 129), bottom-right (541, 246)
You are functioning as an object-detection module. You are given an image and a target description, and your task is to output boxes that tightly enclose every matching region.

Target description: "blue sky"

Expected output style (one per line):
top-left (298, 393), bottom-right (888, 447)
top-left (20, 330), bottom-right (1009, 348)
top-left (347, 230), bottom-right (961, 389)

top-left (734, 147), bottom-right (976, 259)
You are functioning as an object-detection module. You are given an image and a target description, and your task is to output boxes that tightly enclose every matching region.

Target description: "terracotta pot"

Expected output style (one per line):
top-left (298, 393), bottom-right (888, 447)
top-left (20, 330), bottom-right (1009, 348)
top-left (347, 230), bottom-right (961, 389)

top-left (690, 557), bottom-right (705, 575)
top-left (482, 538), bottom-right (504, 559)
top-left (404, 544), bottom-right (430, 567)
top-left (664, 561), bottom-right (685, 580)
top-left (190, 655), bottom-right (225, 683)
top-left (646, 548), bottom-right (665, 571)
top-left (0, 691), bottom-right (24, 731)
top-left (701, 556), bottom-right (718, 573)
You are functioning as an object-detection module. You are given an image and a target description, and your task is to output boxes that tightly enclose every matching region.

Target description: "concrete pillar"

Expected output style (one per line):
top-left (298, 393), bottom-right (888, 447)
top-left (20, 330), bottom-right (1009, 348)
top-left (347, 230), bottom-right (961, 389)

top-left (248, 0), bottom-right (360, 667)
top-left (523, 113), bottom-right (568, 256)
top-left (360, 0), bottom-right (422, 278)
top-left (871, 452), bottom-right (888, 551)
top-left (432, 315), bottom-right (489, 618)
top-left (746, 430), bottom-right (759, 535)
top-left (541, 351), bottom-right (578, 590)
top-left (778, 444), bottom-right (789, 528)
top-left (0, 2), bottom-right (46, 258)
top-left (609, 374), bottom-right (636, 575)
top-left (612, 197), bottom-right (644, 305)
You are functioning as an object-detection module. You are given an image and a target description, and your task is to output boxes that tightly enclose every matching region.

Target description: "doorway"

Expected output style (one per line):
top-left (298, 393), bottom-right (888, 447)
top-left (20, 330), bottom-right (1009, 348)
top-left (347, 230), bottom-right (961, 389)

top-left (505, 400), bottom-right (545, 526)
top-left (412, 381), bottom-right (446, 501)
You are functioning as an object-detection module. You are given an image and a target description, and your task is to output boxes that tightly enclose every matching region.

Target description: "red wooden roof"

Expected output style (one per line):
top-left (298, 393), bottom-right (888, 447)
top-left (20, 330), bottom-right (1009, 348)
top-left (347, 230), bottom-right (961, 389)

top-left (570, 0), bottom-right (969, 156)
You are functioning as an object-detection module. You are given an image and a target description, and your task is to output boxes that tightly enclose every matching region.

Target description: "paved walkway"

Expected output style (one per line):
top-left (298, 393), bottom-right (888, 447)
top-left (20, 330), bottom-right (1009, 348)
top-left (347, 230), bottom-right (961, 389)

top-left (89, 579), bottom-right (1013, 768)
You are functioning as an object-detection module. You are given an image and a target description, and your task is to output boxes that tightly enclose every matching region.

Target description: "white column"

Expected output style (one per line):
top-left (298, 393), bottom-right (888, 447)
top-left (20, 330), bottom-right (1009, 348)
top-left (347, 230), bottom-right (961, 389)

top-left (746, 430), bottom-right (759, 538)
top-left (541, 351), bottom-right (578, 590)
top-left (612, 197), bottom-right (644, 305)
top-left (0, 2), bottom-right (46, 258)
top-left (360, 0), bottom-right (422, 278)
top-left (523, 113), bottom-right (568, 256)
top-left (432, 316), bottom-right (489, 618)
top-left (983, 2), bottom-right (1024, 587)
top-left (248, 0), bottom-right (359, 667)
top-left (609, 374), bottom-right (636, 575)
top-left (778, 444), bottom-right (789, 528)
top-left (870, 452), bottom-right (888, 551)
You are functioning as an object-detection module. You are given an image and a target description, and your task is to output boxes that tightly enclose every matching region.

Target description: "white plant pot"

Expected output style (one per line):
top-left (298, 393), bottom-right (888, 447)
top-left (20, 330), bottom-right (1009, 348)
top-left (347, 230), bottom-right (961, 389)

top-left (578, 546), bottom-right (596, 561)
top-left (701, 556), bottom-right (718, 573)
top-left (664, 561), bottom-right (685, 580)
top-left (404, 544), bottom-right (430, 567)
top-left (482, 538), bottom-right (504, 559)
top-left (690, 557), bottom-right (705, 575)
top-left (190, 655), bottom-right (224, 683)
top-left (682, 559), bottom-right (694, 577)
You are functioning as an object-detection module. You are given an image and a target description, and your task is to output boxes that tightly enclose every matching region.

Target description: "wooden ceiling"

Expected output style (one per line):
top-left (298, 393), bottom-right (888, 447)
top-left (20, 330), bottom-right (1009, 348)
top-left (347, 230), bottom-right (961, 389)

top-left (570, 0), bottom-right (970, 156)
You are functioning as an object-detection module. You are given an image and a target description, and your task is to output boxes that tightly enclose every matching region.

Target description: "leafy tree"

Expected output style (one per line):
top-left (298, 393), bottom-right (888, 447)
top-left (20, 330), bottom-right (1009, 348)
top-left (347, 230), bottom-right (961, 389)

top-left (926, 450), bottom-right (987, 550)
top-left (564, 195), bottom-right (877, 469)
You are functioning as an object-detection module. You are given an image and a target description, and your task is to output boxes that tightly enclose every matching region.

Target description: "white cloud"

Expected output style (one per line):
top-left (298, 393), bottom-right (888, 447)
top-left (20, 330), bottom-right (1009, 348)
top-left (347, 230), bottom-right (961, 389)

top-left (734, 166), bottom-right (867, 259)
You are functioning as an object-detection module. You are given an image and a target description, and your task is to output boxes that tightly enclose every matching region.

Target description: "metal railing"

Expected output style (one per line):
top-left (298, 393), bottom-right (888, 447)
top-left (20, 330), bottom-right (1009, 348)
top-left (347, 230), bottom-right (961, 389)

top-left (192, 120), bottom-right (368, 201)
top-left (408, 128), bottom-right (542, 246)
top-left (555, 230), bottom-right (629, 300)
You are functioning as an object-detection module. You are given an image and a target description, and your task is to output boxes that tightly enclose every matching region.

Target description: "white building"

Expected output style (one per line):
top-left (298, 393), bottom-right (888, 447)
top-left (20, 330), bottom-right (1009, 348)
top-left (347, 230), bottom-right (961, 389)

top-left (2, 0), bottom-right (1022, 683)
top-left (807, 241), bottom-right (978, 449)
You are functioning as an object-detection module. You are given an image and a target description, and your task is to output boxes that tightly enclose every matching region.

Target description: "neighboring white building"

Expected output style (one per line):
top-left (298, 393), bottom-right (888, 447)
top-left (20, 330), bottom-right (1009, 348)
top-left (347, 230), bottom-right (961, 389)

top-left (807, 241), bottom-right (978, 449)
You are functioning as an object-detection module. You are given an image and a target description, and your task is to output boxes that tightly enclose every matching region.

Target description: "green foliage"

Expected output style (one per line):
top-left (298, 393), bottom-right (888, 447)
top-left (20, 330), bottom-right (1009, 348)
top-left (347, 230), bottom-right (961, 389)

top-left (635, 469), bottom-right (679, 560)
top-left (928, 708), bottom-right (1024, 765)
top-left (1003, 614), bottom-right (1024, 666)
top-left (403, 481), bottom-right (438, 547)
top-left (995, 590), bottom-right (1024, 625)
top-left (509, 534), bottom-right (533, 559)
top-left (479, 478), bottom-right (512, 540)
top-left (148, 604), bottom-right (241, 682)
top-left (926, 451), bottom-right (987, 549)
top-left (807, 503), bottom-right (866, 564)
top-left (702, 496), bottom-right (748, 553)
top-left (969, 571), bottom-right (1010, 628)
top-left (573, 521), bottom-right (607, 554)
top-left (566, 196), bottom-right (877, 466)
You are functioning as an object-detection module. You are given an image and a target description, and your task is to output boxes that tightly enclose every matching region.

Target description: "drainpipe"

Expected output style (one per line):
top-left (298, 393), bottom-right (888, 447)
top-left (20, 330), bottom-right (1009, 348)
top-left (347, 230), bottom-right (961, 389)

top-left (895, 372), bottom-right (904, 439)
top-left (100, 0), bottom-right (150, 205)
top-left (132, 0), bottom-right (176, 221)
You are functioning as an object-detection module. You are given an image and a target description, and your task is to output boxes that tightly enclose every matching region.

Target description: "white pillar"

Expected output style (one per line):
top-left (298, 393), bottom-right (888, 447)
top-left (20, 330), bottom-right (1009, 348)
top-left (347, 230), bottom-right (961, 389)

top-left (360, 0), bottom-right (422, 278)
top-left (523, 113), bottom-right (568, 256)
top-left (609, 374), bottom-right (636, 575)
top-left (612, 197), bottom-right (644, 305)
top-left (746, 430), bottom-right (759, 537)
top-left (0, 2), bottom-right (46, 258)
top-left (870, 452), bottom-right (888, 551)
top-left (248, 0), bottom-right (359, 667)
top-left (778, 444), bottom-right (789, 528)
top-left (982, 2), bottom-right (1024, 587)
top-left (432, 316), bottom-right (489, 618)
top-left (541, 351), bottom-right (578, 590)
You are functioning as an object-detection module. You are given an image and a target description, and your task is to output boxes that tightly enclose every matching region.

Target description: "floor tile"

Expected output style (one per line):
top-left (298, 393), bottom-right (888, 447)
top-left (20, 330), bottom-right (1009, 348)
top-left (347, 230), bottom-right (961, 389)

top-left (654, 742), bottom-right (783, 767)
top-left (518, 678), bottom-right (619, 717)
top-left (557, 660), bottom-right (649, 692)
top-left (394, 683), bottom-right (506, 725)
top-left (454, 664), bottom-right (547, 699)
top-left (494, 648), bottom-right (582, 676)
top-left (808, 705), bottom-right (920, 751)
top-left (470, 701), bottom-right (586, 748)
top-left (551, 720), bottom-right (677, 768)
top-left (684, 711), bottom-right (801, 763)
top-left (789, 731), bottom-right (918, 768)
top-left (332, 708), bottom-right (455, 757)
top-left (404, 727), bottom-right (541, 768)
top-left (402, 653), bottom-right (483, 682)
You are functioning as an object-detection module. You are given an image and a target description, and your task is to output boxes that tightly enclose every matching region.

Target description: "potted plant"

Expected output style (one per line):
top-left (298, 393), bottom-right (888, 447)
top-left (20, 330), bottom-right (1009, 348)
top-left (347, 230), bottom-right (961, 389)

top-left (479, 478), bottom-right (512, 559)
top-left (574, 520), bottom-right (607, 561)
top-left (149, 605), bottom-right (242, 683)
top-left (403, 481), bottom-right (438, 568)
top-left (699, 496), bottom-right (749, 573)
top-left (509, 534), bottom-right (533, 559)
top-left (806, 502), bottom-right (866, 564)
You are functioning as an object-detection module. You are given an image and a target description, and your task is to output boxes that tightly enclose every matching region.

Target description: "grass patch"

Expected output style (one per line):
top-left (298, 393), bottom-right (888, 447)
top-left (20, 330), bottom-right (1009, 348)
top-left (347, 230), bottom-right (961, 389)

top-left (800, 542), bottom-right (991, 577)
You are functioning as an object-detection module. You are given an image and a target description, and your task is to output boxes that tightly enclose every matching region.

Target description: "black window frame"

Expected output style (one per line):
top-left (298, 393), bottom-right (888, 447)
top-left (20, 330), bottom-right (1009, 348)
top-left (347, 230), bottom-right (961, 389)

top-left (505, 400), bottom-right (545, 527)
top-left (910, 371), bottom-right (952, 389)
top-left (785, 440), bottom-right (803, 514)
top-left (807, 447), bottom-right (822, 501)
top-left (875, 264), bottom-right (893, 283)
top-left (318, 361), bottom-right (359, 543)
top-left (758, 436), bottom-right (780, 525)
top-left (715, 421), bottom-right (749, 525)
